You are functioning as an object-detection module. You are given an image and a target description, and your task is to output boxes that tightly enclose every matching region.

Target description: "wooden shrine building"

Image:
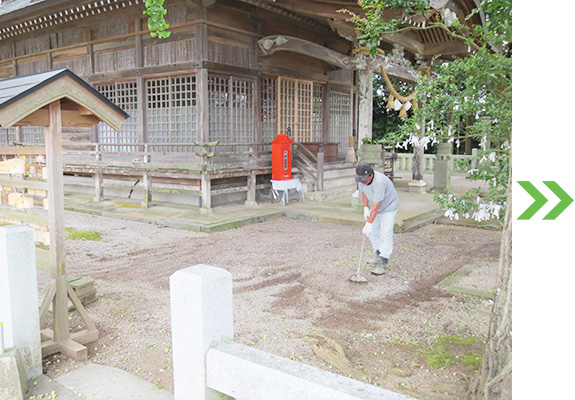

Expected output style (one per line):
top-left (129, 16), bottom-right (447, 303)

top-left (0, 0), bottom-right (483, 212)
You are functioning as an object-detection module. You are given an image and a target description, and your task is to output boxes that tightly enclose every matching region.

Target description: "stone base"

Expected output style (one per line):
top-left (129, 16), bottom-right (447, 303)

top-left (0, 348), bottom-right (28, 399)
top-left (408, 180), bottom-right (428, 194)
top-left (244, 200), bottom-right (258, 207)
top-left (200, 207), bottom-right (213, 216)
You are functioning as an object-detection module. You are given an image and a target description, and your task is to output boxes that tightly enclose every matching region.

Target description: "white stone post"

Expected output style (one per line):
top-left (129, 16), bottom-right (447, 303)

top-left (0, 225), bottom-right (42, 378)
top-left (170, 265), bottom-right (234, 400)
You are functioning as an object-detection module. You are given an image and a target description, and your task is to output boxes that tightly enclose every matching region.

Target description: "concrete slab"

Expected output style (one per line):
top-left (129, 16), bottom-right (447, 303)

top-left (54, 364), bottom-right (173, 400)
top-left (27, 374), bottom-right (82, 400)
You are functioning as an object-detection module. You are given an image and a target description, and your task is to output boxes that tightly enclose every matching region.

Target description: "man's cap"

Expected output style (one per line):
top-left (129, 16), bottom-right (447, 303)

top-left (355, 162), bottom-right (373, 183)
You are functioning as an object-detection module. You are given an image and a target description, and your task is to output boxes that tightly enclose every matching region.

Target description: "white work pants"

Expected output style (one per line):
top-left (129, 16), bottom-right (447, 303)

top-left (368, 210), bottom-right (397, 259)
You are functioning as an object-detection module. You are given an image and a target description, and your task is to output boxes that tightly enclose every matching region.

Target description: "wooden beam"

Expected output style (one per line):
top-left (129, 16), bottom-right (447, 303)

top-left (13, 109), bottom-right (101, 128)
top-left (0, 76), bottom-right (126, 131)
top-left (259, 35), bottom-right (355, 70)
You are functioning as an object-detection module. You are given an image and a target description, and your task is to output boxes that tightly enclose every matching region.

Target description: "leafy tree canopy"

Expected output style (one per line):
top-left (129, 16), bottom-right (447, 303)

top-left (351, 0), bottom-right (512, 223)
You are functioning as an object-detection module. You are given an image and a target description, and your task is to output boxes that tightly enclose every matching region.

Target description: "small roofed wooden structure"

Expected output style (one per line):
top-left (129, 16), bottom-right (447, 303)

top-left (0, 68), bottom-right (128, 360)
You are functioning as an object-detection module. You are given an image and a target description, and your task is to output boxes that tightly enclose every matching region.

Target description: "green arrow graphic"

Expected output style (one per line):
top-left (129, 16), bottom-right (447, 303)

top-left (542, 181), bottom-right (574, 220)
top-left (517, 181), bottom-right (548, 220)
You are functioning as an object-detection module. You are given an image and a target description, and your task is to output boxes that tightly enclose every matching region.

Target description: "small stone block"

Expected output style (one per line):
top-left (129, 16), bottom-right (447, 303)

top-left (408, 180), bottom-right (427, 194)
top-left (0, 348), bottom-right (28, 399)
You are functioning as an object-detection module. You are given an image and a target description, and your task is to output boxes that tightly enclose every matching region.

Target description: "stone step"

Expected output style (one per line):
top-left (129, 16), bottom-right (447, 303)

top-left (305, 185), bottom-right (356, 203)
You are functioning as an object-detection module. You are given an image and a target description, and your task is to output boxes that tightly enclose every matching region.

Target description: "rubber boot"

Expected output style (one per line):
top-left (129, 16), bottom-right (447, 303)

top-left (367, 250), bottom-right (381, 266)
top-left (371, 256), bottom-right (387, 275)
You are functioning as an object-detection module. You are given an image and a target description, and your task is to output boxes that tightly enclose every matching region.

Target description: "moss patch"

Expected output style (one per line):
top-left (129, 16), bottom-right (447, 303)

top-left (65, 227), bottom-right (102, 241)
top-left (423, 335), bottom-right (481, 370)
top-left (462, 352), bottom-right (483, 371)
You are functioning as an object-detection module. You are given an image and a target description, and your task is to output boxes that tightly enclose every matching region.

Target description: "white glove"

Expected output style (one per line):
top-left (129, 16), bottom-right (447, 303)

top-left (363, 207), bottom-right (371, 221)
top-left (362, 222), bottom-right (373, 237)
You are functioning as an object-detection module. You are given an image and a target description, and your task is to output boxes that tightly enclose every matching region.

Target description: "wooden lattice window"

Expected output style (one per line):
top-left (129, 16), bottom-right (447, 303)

top-left (208, 75), bottom-right (254, 143)
top-left (0, 127), bottom-right (17, 147)
top-left (278, 77), bottom-right (313, 142)
top-left (329, 91), bottom-right (352, 149)
top-left (261, 76), bottom-right (277, 142)
top-left (146, 75), bottom-right (197, 152)
top-left (0, 126), bottom-right (44, 146)
top-left (22, 127), bottom-right (45, 144)
top-left (96, 81), bottom-right (139, 152)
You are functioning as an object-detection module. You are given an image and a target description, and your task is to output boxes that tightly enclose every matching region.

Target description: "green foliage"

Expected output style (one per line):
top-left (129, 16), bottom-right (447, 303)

top-left (352, 0), bottom-right (511, 222)
top-left (362, 137), bottom-right (380, 145)
top-left (462, 352), bottom-right (483, 371)
top-left (143, 0), bottom-right (171, 39)
top-left (65, 227), bottom-right (102, 241)
top-left (342, 1), bottom-right (428, 51)
top-left (424, 335), bottom-right (479, 369)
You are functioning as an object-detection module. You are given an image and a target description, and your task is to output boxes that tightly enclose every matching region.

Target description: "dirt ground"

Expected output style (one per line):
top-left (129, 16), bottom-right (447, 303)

top-left (37, 210), bottom-right (501, 399)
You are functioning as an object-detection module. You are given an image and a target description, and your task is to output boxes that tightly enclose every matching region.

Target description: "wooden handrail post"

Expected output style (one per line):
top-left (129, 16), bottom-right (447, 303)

top-left (317, 152), bottom-right (324, 192)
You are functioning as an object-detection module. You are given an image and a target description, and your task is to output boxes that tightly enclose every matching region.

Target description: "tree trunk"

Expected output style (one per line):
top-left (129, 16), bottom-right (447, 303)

top-left (412, 107), bottom-right (425, 181)
top-left (471, 170), bottom-right (512, 399)
top-left (412, 145), bottom-right (424, 181)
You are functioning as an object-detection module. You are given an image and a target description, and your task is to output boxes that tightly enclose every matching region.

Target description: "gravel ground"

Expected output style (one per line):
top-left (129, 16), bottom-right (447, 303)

top-left (37, 210), bottom-right (501, 399)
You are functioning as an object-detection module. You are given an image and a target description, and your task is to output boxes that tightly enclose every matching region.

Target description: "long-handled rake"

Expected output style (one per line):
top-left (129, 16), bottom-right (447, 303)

top-left (349, 234), bottom-right (369, 283)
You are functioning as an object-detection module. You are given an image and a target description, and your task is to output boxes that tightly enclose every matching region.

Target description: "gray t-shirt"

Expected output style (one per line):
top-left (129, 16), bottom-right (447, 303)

top-left (357, 171), bottom-right (399, 213)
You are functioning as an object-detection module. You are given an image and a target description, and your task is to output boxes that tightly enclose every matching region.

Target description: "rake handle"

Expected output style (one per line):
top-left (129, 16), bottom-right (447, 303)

top-left (357, 234), bottom-right (366, 274)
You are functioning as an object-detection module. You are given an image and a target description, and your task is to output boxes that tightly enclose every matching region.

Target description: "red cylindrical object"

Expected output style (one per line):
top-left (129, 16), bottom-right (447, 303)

top-left (271, 134), bottom-right (293, 180)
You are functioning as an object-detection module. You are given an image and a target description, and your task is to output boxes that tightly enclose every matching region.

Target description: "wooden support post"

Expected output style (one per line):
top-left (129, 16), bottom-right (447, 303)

top-left (200, 173), bottom-right (212, 215)
top-left (197, 68), bottom-right (209, 143)
top-left (94, 169), bottom-right (104, 202)
top-left (42, 100), bottom-right (98, 360)
top-left (322, 83), bottom-right (330, 145)
top-left (141, 172), bottom-right (152, 208)
top-left (317, 152), bottom-right (324, 192)
top-left (245, 170), bottom-right (257, 207)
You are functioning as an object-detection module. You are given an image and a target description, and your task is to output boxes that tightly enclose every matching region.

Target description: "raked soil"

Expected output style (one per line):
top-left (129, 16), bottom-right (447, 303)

top-left (38, 210), bottom-right (501, 400)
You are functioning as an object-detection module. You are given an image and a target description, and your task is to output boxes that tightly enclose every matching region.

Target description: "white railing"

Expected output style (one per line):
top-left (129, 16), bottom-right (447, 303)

top-left (170, 265), bottom-right (414, 400)
top-left (393, 153), bottom-right (473, 172)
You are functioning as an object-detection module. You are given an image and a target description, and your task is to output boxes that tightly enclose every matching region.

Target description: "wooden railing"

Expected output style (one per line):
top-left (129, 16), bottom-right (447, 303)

top-left (394, 153), bottom-right (473, 173)
top-left (292, 142), bottom-right (324, 191)
top-left (1, 142), bottom-right (274, 210)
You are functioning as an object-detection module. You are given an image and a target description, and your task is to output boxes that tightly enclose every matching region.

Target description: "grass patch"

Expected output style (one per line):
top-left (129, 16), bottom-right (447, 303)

top-left (462, 353), bottom-right (483, 371)
top-left (423, 335), bottom-right (481, 370)
top-left (65, 227), bottom-right (102, 241)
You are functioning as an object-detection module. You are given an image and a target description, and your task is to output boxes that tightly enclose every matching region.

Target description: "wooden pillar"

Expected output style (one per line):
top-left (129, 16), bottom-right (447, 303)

top-left (94, 169), bottom-right (104, 202)
top-left (245, 170), bottom-right (257, 207)
top-left (322, 82), bottom-right (330, 144)
top-left (357, 68), bottom-right (373, 144)
top-left (141, 172), bottom-right (152, 208)
top-left (135, 17), bottom-right (144, 69)
top-left (45, 101), bottom-right (74, 356)
top-left (41, 100), bottom-right (98, 360)
top-left (200, 173), bottom-right (212, 214)
top-left (137, 76), bottom-right (147, 144)
top-left (197, 68), bottom-right (209, 143)
top-left (254, 76), bottom-right (262, 144)
top-left (317, 152), bottom-right (324, 191)
top-left (83, 28), bottom-right (94, 75)
top-left (46, 101), bottom-right (66, 281)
